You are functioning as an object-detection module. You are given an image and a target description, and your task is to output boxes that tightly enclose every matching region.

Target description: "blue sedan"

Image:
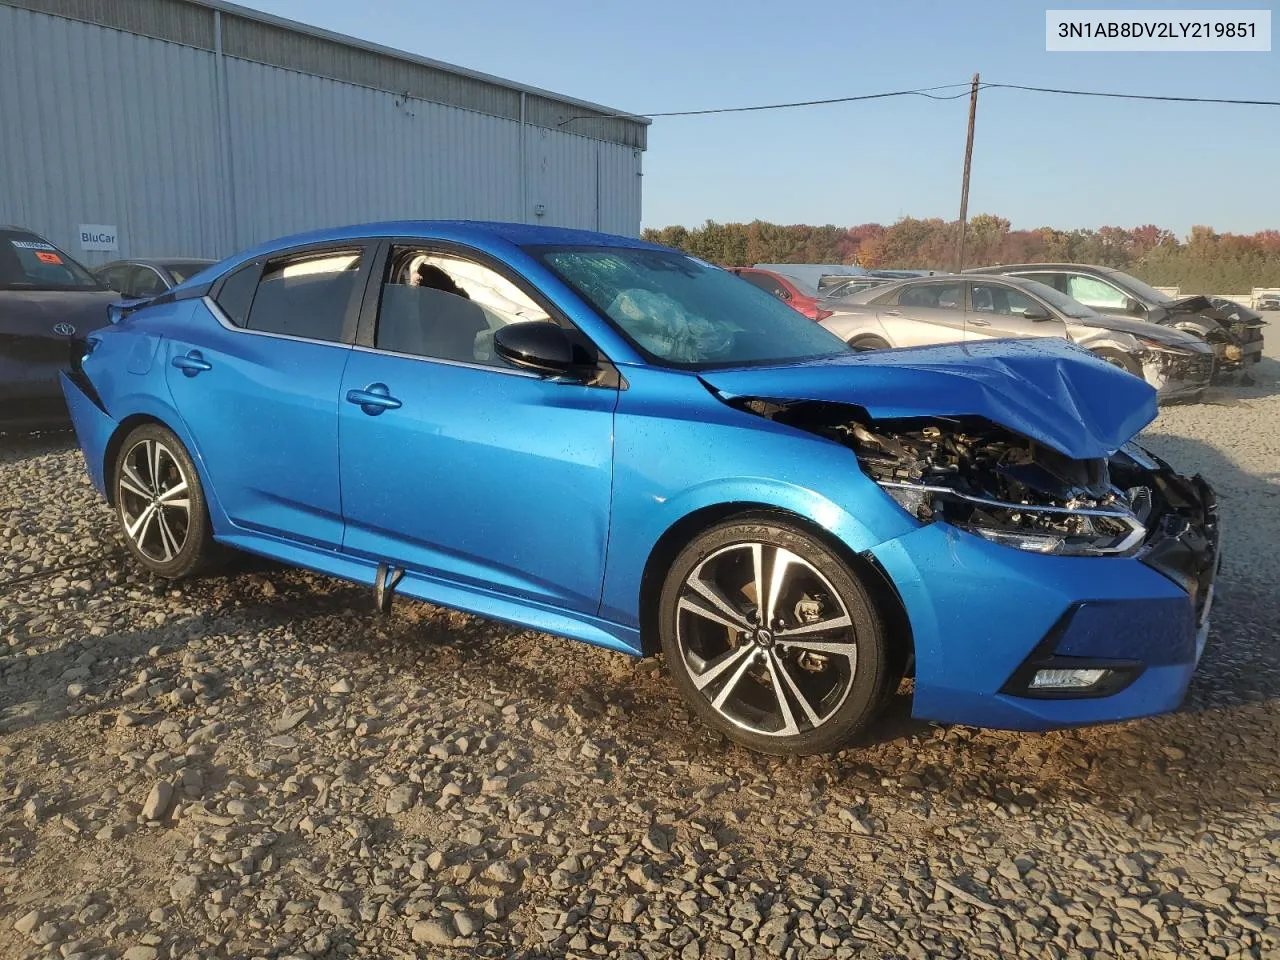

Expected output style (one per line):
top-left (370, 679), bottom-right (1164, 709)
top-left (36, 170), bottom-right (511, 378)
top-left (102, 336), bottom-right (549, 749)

top-left (60, 222), bottom-right (1220, 755)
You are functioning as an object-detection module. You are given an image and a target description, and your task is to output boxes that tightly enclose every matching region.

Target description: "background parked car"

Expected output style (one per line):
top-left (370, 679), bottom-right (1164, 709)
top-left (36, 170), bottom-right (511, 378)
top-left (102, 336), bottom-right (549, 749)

top-left (821, 274), bottom-right (1215, 402)
top-left (0, 225), bottom-right (117, 431)
top-left (728, 267), bottom-right (832, 321)
top-left (820, 277), bottom-right (892, 301)
top-left (1256, 292), bottom-right (1280, 311)
top-left (94, 258), bottom-right (217, 299)
top-left (966, 263), bottom-right (1265, 374)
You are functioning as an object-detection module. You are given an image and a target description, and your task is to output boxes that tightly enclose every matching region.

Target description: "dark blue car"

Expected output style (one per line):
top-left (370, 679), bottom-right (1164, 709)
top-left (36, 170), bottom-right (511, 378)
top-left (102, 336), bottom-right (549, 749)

top-left (60, 222), bottom-right (1220, 755)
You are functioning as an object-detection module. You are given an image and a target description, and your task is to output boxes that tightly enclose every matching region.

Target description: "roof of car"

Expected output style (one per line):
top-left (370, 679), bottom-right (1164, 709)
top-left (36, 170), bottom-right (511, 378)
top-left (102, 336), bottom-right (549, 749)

top-left (242, 221), bottom-right (662, 259)
top-left (965, 263), bottom-right (1114, 274)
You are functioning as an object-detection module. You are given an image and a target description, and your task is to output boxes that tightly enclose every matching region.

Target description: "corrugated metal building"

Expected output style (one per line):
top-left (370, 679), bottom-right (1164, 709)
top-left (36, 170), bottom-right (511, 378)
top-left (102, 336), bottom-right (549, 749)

top-left (0, 0), bottom-right (648, 265)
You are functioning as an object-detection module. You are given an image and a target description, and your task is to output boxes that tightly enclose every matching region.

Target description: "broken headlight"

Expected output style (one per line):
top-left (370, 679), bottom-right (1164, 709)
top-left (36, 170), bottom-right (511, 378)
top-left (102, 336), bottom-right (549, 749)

top-left (845, 419), bottom-right (1148, 557)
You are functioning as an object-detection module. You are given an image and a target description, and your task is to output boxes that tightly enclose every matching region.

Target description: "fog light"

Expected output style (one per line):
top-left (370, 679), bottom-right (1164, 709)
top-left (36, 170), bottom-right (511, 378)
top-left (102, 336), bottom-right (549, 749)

top-left (1029, 668), bottom-right (1110, 690)
top-left (1224, 344), bottom-right (1243, 361)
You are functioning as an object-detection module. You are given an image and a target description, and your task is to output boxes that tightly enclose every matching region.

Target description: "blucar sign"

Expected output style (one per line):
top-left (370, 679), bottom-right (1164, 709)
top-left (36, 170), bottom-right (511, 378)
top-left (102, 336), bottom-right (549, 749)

top-left (79, 224), bottom-right (118, 252)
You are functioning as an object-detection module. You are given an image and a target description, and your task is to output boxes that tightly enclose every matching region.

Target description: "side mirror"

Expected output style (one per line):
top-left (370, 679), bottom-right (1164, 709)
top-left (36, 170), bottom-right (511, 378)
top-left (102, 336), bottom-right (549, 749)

top-left (1021, 306), bottom-right (1053, 321)
top-left (1126, 297), bottom-right (1146, 315)
top-left (493, 321), bottom-right (578, 377)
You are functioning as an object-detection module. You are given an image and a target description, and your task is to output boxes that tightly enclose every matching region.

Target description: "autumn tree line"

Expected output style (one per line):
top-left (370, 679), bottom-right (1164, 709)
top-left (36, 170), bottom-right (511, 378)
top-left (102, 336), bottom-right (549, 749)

top-left (641, 216), bottom-right (1280, 292)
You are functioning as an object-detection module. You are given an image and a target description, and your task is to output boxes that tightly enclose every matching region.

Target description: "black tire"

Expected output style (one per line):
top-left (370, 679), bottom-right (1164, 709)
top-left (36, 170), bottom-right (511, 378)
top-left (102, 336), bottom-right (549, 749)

top-left (112, 423), bottom-right (215, 578)
top-left (658, 517), bottom-right (890, 756)
top-left (849, 334), bottom-right (891, 352)
top-left (1091, 348), bottom-right (1142, 377)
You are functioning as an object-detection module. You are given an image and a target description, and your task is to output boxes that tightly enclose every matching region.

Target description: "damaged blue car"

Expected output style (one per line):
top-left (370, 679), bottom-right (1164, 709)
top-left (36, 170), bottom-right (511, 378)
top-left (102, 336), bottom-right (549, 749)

top-left (61, 223), bottom-right (1220, 755)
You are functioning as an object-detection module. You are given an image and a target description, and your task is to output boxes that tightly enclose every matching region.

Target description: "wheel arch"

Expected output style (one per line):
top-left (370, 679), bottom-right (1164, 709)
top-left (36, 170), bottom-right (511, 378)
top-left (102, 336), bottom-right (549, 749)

top-left (636, 502), bottom-right (914, 679)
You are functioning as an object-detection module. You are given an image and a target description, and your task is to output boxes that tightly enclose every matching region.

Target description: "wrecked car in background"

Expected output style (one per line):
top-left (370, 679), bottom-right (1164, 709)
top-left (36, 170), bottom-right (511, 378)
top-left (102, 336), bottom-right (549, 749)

top-left (1, 225), bottom-right (118, 431)
top-left (62, 222), bottom-right (1219, 755)
top-left (821, 274), bottom-right (1214, 402)
top-left (966, 263), bottom-right (1265, 375)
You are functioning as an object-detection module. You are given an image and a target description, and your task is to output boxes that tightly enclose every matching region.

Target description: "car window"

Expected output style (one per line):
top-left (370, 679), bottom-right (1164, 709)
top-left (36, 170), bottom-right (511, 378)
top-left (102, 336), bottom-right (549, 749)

top-left (374, 247), bottom-right (551, 366)
top-left (1067, 275), bottom-right (1128, 310)
top-left (741, 272), bottom-right (789, 300)
top-left (165, 261), bottom-right (213, 284)
top-left (129, 265), bottom-right (167, 298)
top-left (0, 230), bottom-right (104, 291)
top-left (1017, 272), bottom-right (1066, 293)
top-left (969, 283), bottom-right (1042, 317)
top-left (99, 265), bottom-right (131, 294)
top-left (245, 250), bottom-right (362, 342)
top-left (214, 263), bottom-right (261, 327)
top-left (900, 282), bottom-right (964, 310)
top-left (536, 247), bottom-right (848, 368)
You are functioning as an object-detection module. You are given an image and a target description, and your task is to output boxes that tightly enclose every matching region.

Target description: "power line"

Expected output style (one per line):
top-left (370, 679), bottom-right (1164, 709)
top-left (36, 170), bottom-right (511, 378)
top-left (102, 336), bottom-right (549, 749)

top-left (559, 80), bottom-right (1280, 126)
top-left (557, 83), bottom-right (980, 125)
top-left (985, 82), bottom-right (1280, 107)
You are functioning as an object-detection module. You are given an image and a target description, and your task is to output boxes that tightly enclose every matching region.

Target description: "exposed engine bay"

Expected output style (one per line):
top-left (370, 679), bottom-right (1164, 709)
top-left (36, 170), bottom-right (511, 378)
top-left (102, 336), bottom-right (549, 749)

top-left (738, 398), bottom-right (1218, 575)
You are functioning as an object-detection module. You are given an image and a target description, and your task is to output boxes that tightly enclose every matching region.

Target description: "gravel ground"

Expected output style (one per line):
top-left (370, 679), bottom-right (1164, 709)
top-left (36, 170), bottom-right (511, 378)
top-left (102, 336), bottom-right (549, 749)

top-left (2, 328), bottom-right (1279, 960)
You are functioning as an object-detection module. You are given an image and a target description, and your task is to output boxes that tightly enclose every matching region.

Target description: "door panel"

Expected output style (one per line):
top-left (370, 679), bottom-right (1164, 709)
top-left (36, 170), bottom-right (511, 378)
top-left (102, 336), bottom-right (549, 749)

top-left (165, 310), bottom-right (352, 546)
top-left (338, 351), bottom-right (617, 613)
top-left (883, 280), bottom-right (967, 346)
top-left (964, 281), bottom-right (1068, 342)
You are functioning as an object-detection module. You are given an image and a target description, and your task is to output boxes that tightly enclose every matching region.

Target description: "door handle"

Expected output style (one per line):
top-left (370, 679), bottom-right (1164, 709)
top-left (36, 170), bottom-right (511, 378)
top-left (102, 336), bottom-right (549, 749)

top-left (346, 383), bottom-right (402, 416)
top-left (968, 319), bottom-right (991, 327)
top-left (172, 350), bottom-right (212, 376)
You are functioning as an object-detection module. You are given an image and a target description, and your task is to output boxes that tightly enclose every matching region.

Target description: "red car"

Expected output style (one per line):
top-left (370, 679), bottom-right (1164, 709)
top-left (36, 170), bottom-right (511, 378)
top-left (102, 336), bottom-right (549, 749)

top-left (729, 268), bottom-right (832, 322)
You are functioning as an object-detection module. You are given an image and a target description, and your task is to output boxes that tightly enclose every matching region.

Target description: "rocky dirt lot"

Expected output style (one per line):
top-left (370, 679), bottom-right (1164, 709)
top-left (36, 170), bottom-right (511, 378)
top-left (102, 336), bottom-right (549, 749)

top-left (2, 337), bottom-right (1279, 960)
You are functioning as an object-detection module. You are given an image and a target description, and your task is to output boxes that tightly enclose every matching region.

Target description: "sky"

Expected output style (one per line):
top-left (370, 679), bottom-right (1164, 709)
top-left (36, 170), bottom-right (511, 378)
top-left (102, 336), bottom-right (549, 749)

top-left (235, 0), bottom-right (1280, 236)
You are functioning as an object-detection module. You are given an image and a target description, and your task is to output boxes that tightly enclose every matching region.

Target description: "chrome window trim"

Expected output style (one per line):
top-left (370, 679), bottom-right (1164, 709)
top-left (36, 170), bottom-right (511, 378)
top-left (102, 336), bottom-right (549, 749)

top-left (350, 342), bottom-right (544, 380)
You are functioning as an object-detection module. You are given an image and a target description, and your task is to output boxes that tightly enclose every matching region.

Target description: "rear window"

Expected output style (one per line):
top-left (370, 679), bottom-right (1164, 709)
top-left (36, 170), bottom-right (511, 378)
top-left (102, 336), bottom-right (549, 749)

top-left (245, 250), bottom-right (362, 342)
top-left (165, 261), bottom-right (214, 284)
top-left (0, 231), bottom-right (104, 291)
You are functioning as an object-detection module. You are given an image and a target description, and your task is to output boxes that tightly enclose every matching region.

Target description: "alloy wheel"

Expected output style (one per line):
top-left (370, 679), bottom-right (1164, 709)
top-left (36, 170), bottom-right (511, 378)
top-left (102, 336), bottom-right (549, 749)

top-left (118, 438), bottom-right (192, 563)
top-left (674, 542), bottom-right (858, 738)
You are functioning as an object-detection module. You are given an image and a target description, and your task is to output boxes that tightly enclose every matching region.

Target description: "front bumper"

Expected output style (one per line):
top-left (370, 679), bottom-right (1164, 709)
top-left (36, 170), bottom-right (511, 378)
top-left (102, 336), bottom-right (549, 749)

top-left (1148, 350), bottom-right (1213, 402)
top-left (869, 471), bottom-right (1220, 730)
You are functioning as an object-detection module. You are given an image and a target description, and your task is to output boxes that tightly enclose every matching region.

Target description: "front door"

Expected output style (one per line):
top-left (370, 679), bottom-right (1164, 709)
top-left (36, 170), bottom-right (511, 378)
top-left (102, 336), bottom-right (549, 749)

top-left (338, 244), bottom-right (618, 614)
top-left (964, 280), bottom-right (1067, 342)
top-left (165, 244), bottom-right (372, 547)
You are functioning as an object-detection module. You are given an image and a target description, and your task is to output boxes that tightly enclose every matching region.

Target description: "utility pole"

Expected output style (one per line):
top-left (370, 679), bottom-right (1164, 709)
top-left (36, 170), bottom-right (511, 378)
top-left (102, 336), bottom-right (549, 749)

top-left (954, 73), bottom-right (980, 273)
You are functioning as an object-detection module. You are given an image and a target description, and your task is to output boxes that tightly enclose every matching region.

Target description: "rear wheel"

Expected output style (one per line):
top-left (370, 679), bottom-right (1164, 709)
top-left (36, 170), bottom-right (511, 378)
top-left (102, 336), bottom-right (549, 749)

top-left (113, 423), bottom-right (214, 578)
top-left (1091, 347), bottom-right (1142, 377)
top-left (659, 518), bottom-right (890, 756)
top-left (848, 335), bottom-right (891, 352)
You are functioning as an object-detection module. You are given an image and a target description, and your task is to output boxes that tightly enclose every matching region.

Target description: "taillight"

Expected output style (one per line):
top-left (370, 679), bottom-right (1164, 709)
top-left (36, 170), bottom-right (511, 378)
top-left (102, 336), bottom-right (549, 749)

top-left (815, 308), bottom-right (833, 322)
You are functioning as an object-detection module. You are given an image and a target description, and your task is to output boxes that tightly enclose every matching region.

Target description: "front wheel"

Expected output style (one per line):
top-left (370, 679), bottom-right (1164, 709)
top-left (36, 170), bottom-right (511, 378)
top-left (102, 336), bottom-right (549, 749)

top-left (659, 518), bottom-right (890, 756)
top-left (848, 334), bottom-right (891, 352)
top-left (1091, 347), bottom-right (1142, 377)
top-left (113, 423), bottom-right (215, 578)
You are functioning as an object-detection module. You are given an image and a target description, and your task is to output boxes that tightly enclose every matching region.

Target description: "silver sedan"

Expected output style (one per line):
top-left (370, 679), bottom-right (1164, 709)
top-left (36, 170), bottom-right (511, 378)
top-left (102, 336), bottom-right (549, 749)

top-left (820, 274), bottom-right (1215, 402)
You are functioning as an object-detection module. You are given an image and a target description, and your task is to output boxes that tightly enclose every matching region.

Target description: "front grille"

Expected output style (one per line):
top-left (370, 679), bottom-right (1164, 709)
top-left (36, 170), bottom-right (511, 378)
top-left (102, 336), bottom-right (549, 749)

top-left (1166, 354), bottom-right (1214, 382)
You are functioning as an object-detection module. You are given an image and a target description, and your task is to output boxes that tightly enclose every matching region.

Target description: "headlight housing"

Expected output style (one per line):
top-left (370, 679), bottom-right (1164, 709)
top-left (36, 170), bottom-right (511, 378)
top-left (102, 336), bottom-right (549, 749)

top-left (846, 419), bottom-right (1150, 557)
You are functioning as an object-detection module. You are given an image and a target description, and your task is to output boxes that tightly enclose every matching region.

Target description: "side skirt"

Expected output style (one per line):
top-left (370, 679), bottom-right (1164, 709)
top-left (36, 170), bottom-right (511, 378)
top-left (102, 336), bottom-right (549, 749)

top-left (214, 531), bottom-right (643, 656)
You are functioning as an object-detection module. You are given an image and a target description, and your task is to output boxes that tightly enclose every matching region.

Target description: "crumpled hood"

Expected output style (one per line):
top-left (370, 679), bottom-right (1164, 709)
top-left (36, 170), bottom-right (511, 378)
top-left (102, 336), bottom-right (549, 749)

top-left (1079, 313), bottom-right (1212, 351)
top-left (0, 289), bottom-right (117, 338)
top-left (700, 338), bottom-right (1157, 461)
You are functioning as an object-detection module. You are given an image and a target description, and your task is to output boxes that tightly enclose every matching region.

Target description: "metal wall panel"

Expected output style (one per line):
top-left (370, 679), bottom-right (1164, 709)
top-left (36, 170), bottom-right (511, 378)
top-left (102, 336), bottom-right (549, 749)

top-left (222, 59), bottom-right (524, 249)
top-left (0, 6), bottom-right (644, 265)
top-left (0, 5), bottom-right (229, 265)
top-left (4, 0), bottom-right (215, 49)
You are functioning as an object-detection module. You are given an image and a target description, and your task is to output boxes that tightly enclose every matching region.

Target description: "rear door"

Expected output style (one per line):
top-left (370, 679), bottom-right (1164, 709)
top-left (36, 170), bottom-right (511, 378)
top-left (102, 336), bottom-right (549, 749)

top-left (877, 279), bottom-right (968, 346)
top-left (964, 280), bottom-right (1067, 341)
top-left (165, 243), bottom-right (374, 547)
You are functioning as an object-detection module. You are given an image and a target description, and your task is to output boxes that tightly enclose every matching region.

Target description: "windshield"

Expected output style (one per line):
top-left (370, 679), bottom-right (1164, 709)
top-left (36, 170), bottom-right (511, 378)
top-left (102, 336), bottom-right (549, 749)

top-left (1105, 269), bottom-right (1174, 305)
top-left (165, 261), bottom-right (215, 284)
top-left (535, 246), bottom-right (850, 368)
top-left (1017, 279), bottom-right (1100, 320)
top-left (0, 231), bottom-right (104, 291)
